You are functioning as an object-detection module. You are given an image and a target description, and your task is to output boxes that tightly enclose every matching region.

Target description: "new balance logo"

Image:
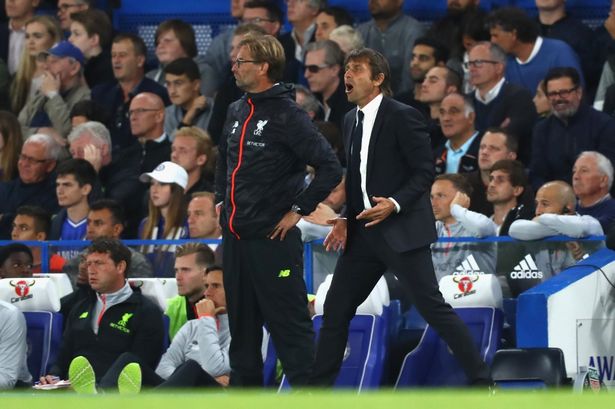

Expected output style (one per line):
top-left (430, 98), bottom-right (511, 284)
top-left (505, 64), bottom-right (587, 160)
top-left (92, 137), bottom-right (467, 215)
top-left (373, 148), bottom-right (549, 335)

top-left (510, 254), bottom-right (544, 280)
top-left (453, 254), bottom-right (484, 275)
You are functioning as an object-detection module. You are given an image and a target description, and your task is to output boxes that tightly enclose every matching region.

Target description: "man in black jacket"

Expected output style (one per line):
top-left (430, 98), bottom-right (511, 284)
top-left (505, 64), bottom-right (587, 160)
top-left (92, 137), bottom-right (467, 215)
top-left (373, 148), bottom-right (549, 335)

top-left (308, 47), bottom-right (491, 387)
top-left (215, 34), bottom-right (342, 387)
top-left (38, 238), bottom-right (164, 386)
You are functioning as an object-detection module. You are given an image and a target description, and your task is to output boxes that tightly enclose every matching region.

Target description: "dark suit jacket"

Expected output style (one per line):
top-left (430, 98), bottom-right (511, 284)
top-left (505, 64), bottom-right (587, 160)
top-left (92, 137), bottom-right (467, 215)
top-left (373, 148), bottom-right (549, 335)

top-left (343, 96), bottom-right (437, 253)
top-left (471, 82), bottom-right (537, 164)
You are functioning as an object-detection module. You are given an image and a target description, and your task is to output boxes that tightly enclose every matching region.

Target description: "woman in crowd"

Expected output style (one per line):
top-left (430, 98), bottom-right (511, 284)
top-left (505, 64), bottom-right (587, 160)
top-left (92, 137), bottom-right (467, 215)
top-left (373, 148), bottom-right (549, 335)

top-left (10, 16), bottom-right (63, 114)
top-left (139, 161), bottom-right (188, 277)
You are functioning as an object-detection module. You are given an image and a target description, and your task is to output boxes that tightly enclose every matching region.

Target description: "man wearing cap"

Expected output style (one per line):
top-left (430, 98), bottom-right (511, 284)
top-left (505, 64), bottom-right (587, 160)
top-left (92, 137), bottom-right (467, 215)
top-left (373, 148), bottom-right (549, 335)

top-left (18, 40), bottom-right (90, 138)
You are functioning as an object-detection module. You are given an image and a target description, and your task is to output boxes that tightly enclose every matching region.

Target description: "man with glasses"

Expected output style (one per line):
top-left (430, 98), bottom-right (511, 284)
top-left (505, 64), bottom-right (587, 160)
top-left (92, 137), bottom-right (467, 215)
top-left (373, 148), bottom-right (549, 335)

top-left (18, 41), bottom-right (90, 138)
top-left (279, 0), bottom-right (325, 85)
top-left (243, 0), bottom-right (283, 37)
top-left (486, 7), bottom-right (582, 96)
top-left (129, 92), bottom-right (171, 175)
top-left (467, 42), bottom-right (536, 164)
top-left (530, 67), bottom-right (615, 192)
top-left (0, 133), bottom-right (62, 238)
top-left (91, 33), bottom-right (170, 150)
top-left (57, 0), bottom-right (90, 31)
top-left (217, 34), bottom-right (341, 387)
top-left (304, 40), bottom-right (353, 131)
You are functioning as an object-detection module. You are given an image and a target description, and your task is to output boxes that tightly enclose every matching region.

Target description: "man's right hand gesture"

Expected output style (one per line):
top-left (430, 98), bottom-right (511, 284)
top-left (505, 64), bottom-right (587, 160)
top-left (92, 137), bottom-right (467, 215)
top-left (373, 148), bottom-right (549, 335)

top-left (323, 217), bottom-right (347, 252)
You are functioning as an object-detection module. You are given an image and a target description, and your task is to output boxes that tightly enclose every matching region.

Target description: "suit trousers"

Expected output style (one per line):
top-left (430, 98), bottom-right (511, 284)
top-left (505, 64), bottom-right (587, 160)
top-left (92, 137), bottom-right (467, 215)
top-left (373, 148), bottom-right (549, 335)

top-left (309, 222), bottom-right (491, 386)
top-left (222, 227), bottom-right (315, 387)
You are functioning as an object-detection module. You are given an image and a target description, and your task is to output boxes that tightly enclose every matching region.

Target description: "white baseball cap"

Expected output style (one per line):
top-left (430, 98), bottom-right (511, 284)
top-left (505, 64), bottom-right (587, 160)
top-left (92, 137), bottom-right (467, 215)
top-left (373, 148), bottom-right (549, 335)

top-left (139, 161), bottom-right (188, 190)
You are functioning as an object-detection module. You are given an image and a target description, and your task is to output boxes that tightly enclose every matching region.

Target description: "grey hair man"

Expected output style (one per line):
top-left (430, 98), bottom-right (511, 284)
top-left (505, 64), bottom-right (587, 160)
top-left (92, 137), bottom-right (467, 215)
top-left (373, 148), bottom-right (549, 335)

top-left (573, 151), bottom-right (615, 231)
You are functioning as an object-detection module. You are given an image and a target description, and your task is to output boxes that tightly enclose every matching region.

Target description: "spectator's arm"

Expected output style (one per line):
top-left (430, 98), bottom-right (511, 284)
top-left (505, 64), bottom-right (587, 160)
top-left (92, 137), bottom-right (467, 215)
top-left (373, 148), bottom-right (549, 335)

top-left (509, 219), bottom-right (559, 240)
top-left (537, 214), bottom-right (604, 238)
top-left (154, 322), bottom-right (189, 380)
top-left (196, 315), bottom-right (230, 377)
top-left (450, 204), bottom-right (497, 237)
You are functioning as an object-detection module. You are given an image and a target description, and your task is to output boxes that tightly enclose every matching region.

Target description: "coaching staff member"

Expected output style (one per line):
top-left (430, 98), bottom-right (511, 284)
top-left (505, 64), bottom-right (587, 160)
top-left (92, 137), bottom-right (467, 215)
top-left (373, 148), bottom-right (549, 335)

top-left (215, 34), bottom-right (342, 387)
top-left (308, 48), bottom-right (491, 386)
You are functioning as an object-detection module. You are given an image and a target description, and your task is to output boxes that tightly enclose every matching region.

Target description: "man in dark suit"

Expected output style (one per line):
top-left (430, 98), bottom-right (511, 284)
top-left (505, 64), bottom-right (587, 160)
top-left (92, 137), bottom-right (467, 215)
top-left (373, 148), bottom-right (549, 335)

top-left (308, 48), bottom-right (491, 386)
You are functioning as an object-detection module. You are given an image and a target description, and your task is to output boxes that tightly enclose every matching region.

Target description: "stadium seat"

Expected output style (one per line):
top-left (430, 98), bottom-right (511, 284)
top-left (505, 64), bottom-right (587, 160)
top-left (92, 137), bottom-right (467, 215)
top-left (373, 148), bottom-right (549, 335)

top-left (24, 311), bottom-right (64, 379)
top-left (491, 347), bottom-right (571, 388)
top-left (395, 307), bottom-right (503, 388)
top-left (438, 273), bottom-right (503, 309)
top-left (280, 313), bottom-right (388, 391)
top-left (314, 274), bottom-right (388, 316)
top-left (128, 278), bottom-right (175, 311)
top-left (262, 329), bottom-right (278, 387)
top-left (0, 277), bottom-right (61, 312)
top-left (33, 273), bottom-right (73, 298)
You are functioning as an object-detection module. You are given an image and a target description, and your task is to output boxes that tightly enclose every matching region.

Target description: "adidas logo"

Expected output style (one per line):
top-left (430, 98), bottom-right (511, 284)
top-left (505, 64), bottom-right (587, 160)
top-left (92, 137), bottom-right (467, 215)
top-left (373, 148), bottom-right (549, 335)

top-left (453, 254), bottom-right (485, 275)
top-left (510, 254), bottom-right (544, 279)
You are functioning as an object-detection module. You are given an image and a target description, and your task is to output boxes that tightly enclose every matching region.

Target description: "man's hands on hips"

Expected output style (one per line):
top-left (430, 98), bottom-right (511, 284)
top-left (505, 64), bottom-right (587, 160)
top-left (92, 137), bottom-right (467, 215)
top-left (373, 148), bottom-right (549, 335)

top-left (356, 196), bottom-right (396, 227)
top-left (324, 217), bottom-right (347, 252)
top-left (269, 211), bottom-right (301, 240)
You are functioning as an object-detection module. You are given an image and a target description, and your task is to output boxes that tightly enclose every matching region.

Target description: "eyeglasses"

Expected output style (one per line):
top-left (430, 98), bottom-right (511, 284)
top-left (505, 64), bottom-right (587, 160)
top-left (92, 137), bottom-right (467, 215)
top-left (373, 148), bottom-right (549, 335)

top-left (128, 108), bottom-right (160, 117)
top-left (243, 17), bottom-right (275, 25)
top-left (232, 58), bottom-right (260, 68)
top-left (546, 86), bottom-right (578, 99)
top-left (19, 153), bottom-right (48, 165)
top-left (304, 64), bottom-right (331, 73)
top-left (462, 60), bottom-right (499, 69)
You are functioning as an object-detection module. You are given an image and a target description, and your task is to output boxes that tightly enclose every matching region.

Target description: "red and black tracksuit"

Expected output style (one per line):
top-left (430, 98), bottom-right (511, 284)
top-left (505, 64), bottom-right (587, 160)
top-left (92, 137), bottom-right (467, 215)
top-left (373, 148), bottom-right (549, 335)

top-left (215, 83), bottom-right (342, 386)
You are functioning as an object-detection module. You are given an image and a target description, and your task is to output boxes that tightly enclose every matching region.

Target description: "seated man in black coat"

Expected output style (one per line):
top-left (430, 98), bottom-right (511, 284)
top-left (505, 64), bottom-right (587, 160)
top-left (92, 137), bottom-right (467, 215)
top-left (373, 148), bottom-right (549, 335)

top-left (467, 42), bottom-right (536, 164)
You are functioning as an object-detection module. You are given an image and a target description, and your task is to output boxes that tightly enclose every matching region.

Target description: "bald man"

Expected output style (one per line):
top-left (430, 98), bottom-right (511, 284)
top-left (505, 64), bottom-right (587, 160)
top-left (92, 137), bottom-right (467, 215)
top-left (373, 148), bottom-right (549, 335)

top-left (507, 181), bottom-right (602, 281)
top-left (129, 92), bottom-right (171, 173)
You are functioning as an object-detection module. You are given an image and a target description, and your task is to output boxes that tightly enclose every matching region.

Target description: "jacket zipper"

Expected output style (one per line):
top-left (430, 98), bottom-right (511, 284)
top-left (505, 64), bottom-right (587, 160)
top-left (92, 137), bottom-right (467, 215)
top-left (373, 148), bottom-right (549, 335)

top-left (228, 98), bottom-right (255, 239)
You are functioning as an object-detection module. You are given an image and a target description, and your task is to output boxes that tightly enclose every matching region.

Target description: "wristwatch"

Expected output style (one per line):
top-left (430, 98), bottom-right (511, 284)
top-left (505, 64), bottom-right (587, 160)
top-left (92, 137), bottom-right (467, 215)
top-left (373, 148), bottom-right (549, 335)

top-left (291, 204), bottom-right (302, 215)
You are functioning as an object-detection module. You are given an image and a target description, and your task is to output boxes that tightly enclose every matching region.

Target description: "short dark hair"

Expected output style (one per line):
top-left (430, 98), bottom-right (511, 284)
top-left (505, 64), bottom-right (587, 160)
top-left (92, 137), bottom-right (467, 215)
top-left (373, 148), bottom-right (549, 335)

top-left (490, 159), bottom-right (528, 188)
top-left (70, 100), bottom-right (109, 124)
top-left (319, 6), bottom-right (354, 27)
top-left (70, 9), bottom-right (113, 48)
top-left (89, 198), bottom-right (125, 227)
top-left (86, 237), bottom-right (131, 277)
top-left (544, 66), bottom-right (581, 89)
top-left (15, 205), bottom-right (51, 236)
top-left (486, 7), bottom-right (538, 43)
top-left (444, 66), bottom-right (462, 90)
top-left (345, 48), bottom-right (392, 97)
top-left (205, 264), bottom-right (223, 275)
top-left (435, 173), bottom-right (473, 196)
top-left (461, 10), bottom-right (490, 43)
top-left (155, 19), bottom-right (197, 59)
top-left (414, 36), bottom-right (450, 65)
top-left (56, 158), bottom-right (97, 188)
top-left (244, 0), bottom-right (283, 23)
top-left (0, 243), bottom-right (33, 267)
top-left (113, 33), bottom-right (147, 57)
top-left (484, 127), bottom-right (518, 153)
top-left (164, 57), bottom-right (201, 81)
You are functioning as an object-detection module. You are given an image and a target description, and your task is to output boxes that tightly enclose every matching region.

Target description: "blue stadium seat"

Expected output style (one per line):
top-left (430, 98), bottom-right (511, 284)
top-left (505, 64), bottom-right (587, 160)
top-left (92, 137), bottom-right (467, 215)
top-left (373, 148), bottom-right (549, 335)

top-left (280, 313), bottom-right (388, 391)
top-left (263, 329), bottom-right (278, 387)
top-left (395, 307), bottom-right (503, 388)
top-left (24, 311), bottom-right (63, 379)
